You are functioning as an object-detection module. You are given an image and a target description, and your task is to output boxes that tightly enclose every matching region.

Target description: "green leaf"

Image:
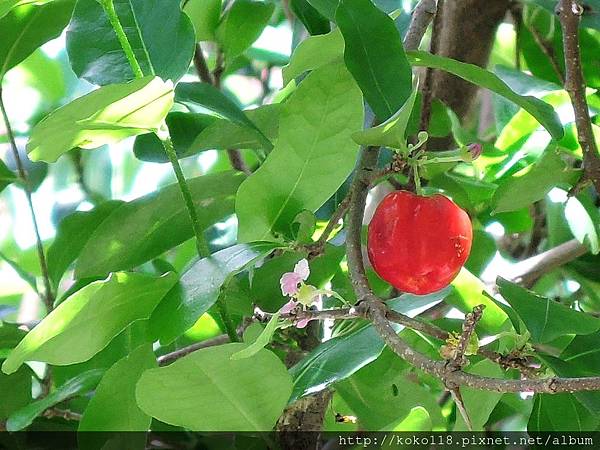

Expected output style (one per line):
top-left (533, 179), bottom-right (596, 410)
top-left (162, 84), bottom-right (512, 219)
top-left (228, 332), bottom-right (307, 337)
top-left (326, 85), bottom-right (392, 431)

top-left (290, 0), bottom-right (330, 35)
top-left (336, 0), bottom-right (412, 120)
top-left (352, 77), bottom-right (418, 148)
top-left (175, 82), bottom-right (272, 149)
top-left (66, 0), bottom-right (195, 85)
top-left (136, 343), bottom-right (292, 431)
top-left (236, 62), bottom-right (363, 242)
top-left (565, 192), bottom-right (600, 255)
top-left (529, 393), bottom-right (599, 431)
top-left (79, 344), bottom-right (156, 431)
top-left (47, 200), bottom-right (124, 288)
top-left (289, 288), bottom-right (450, 402)
top-left (230, 312), bottom-right (280, 360)
top-left (305, 0), bottom-right (337, 20)
top-left (453, 360), bottom-right (505, 431)
top-left (150, 242), bottom-right (281, 344)
top-left (282, 28), bottom-right (343, 85)
top-left (497, 277), bottom-right (600, 344)
top-left (75, 172), bottom-right (242, 279)
top-left (446, 269), bottom-right (509, 335)
top-left (492, 148), bottom-right (581, 213)
top-left (190, 104), bottom-right (281, 153)
top-left (133, 112), bottom-right (217, 163)
top-left (215, 0), bottom-right (274, 61)
top-left (382, 406), bottom-right (431, 432)
top-left (0, 364), bottom-right (31, 421)
top-left (6, 369), bottom-right (104, 431)
top-left (0, 0), bottom-right (74, 80)
top-left (27, 76), bottom-right (174, 163)
top-left (0, 159), bottom-right (17, 193)
top-left (335, 348), bottom-right (444, 430)
top-left (183, 0), bottom-right (222, 42)
top-left (407, 51), bottom-right (564, 139)
top-left (0, 322), bottom-right (27, 352)
top-left (1, 272), bottom-right (177, 374)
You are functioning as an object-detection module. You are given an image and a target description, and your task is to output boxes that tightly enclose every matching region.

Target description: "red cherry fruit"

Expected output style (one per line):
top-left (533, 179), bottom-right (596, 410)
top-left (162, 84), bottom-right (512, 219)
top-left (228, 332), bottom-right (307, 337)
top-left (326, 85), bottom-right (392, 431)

top-left (367, 190), bottom-right (473, 295)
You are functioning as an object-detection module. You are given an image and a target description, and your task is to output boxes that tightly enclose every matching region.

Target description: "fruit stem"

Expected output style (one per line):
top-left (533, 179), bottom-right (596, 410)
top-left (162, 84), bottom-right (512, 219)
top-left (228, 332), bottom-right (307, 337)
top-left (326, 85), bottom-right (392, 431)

top-left (413, 163), bottom-right (423, 195)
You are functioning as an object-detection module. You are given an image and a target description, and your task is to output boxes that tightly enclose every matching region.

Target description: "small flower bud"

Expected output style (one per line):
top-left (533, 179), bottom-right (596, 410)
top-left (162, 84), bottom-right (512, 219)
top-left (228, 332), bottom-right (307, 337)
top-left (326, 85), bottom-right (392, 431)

top-left (467, 143), bottom-right (483, 160)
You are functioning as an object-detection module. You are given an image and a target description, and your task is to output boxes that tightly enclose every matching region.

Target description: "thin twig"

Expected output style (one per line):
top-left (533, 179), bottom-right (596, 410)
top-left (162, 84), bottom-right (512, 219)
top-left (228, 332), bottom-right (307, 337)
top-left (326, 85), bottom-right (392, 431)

top-left (304, 194), bottom-right (351, 259)
top-left (43, 408), bottom-right (82, 422)
top-left (418, 0), bottom-right (443, 135)
top-left (194, 43), bottom-right (250, 175)
top-left (526, 20), bottom-right (565, 83)
top-left (0, 88), bottom-right (54, 312)
top-left (158, 334), bottom-right (230, 366)
top-left (447, 305), bottom-right (485, 370)
top-left (404, 0), bottom-right (438, 52)
top-left (557, 0), bottom-right (600, 195)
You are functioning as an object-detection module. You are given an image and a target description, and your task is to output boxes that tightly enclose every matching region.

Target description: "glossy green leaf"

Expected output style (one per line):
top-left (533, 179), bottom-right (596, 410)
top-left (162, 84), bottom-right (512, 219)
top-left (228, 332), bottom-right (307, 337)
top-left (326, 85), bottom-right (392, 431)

top-left (190, 104), bottom-right (280, 153)
top-left (151, 242), bottom-right (280, 344)
top-left (136, 343), bottom-right (292, 431)
top-left (27, 76), bottom-right (174, 163)
top-left (1, 272), bottom-right (177, 374)
top-left (231, 312), bottom-right (280, 360)
top-left (133, 112), bottom-right (217, 162)
top-left (66, 0), bottom-right (195, 85)
top-left (290, 0), bottom-right (330, 35)
top-left (6, 369), bottom-right (104, 431)
top-left (75, 172), bottom-right (242, 279)
top-left (454, 360), bottom-right (505, 431)
top-left (175, 82), bottom-right (272, 148)
top-left (306, 0), bottom-right (336, 20)
top-left (47, 200), bottom-right (124, 287)
top-left (0, 0), bottom-right (56, 19)
top-left (282, 28), bottom-right (343, 85)
top-left (565, 192), bottom-right (600, 255)
top-left (184, 0), bottom-right (221, 41)
top-left (0, 0), bottom-right (74, 80)
top-left (336, 348), bottom-right (444, 430)
top-left (215, 0), bottom-right (274, 61)
top-left (407, 51), bottom-right (564, 139)
top-left (0, 159), bottom-right (17, 193)
top-left (0, 364), bottom-right (31, 421)
top-left (0, 322), bottom-right (27, 352)
top-left (529, 393), bottom-right (599, 431)
top-left (236, 62), bottom-right (363, 242)
top-left (79, 344), bottom-right (156, 431)
top-left (352, 77), bottom-right (418, 148)
top-left (446, 269), bottom-right (509, 335)
top-left (289, 288), bottom-right (450, 402)
top-left (492, 148), bottom-right (581, 213)
top-left (336, 0), bottom-right (412, 120)
top-left (497, 277), bottom-right (600, 344)
top-left (382, 406), bottom-right (432, 432)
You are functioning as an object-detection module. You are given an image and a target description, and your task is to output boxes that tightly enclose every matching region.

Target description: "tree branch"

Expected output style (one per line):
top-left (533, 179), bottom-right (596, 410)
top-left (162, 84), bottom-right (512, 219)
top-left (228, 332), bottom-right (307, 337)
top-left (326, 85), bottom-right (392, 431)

top-left (157, 334), bottom-right (230, 366)
top-left (557, 0), bottom-right (600, 195)
top-left (193, 43), bottom-right (250, 175)
top-left (404, 0), bottom-right (437, 52)
top-left (0, 88), bottom-right (54, 312)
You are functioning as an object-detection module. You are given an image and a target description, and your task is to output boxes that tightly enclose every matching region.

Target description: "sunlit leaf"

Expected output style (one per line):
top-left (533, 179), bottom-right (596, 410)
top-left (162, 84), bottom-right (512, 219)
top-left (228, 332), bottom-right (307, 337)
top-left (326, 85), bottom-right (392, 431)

top-left (27, 76), bottom-right (174, 163)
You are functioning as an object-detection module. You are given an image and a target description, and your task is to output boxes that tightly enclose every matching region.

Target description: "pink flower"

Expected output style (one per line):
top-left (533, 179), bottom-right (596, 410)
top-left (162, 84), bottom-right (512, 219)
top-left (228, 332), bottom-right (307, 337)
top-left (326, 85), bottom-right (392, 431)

top-left (468, 143), bottom-right (483, 160)
top-left (280, 300), bottom-right (298, 314)
top-left (279, 259), bottom-right (310, 296)
top-left (295, 318), bottom-right (313, 329)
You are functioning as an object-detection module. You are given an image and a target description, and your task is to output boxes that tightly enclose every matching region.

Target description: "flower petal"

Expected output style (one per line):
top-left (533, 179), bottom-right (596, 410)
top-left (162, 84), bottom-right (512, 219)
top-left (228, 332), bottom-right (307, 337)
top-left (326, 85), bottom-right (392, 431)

top-left (294, 258), bottom-right (310, 280)
top-left (280, 300), bottom-right (298, 315)
top-left (280, 272), bottom-right (302, 296)
top-left (295, 318), bottom-right (312, 329)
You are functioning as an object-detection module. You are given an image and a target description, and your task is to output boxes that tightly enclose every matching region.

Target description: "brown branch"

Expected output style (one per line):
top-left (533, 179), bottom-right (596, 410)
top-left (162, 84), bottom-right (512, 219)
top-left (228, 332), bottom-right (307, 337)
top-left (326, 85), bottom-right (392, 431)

top-left (557, 0), bottom-right (600, 195)
top-left (157, 334), bottom-right (230, 366)
top-left (502, 238), bottom-right (587, 288)
top-left (529, 24), bottom-right (565, 84)
top-left (193, 44), bottom-right (250, 175)
top-left (0, 88), bottom-right (54, 312)
top-left (448, 305), bottom-right (485, 370)
top-left (43, 408), bottom-right (82, 422)
top-left (418, 0), bottom-right (443, 135)
top-left (304, 194), bottom-right (351, 259)
top-left (404, 0), bottom-right (438, 51)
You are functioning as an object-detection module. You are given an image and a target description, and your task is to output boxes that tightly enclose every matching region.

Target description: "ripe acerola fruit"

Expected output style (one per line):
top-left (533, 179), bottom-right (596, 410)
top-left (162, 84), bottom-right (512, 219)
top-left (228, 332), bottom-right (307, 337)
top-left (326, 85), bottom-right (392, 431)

top-left (367, 190), bottom-right (472, 295)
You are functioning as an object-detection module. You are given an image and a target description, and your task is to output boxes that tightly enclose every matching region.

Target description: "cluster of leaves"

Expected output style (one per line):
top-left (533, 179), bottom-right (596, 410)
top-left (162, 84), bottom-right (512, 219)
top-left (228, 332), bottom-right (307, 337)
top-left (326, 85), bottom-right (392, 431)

top-left (1, 0), bottom-right (600, 440)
